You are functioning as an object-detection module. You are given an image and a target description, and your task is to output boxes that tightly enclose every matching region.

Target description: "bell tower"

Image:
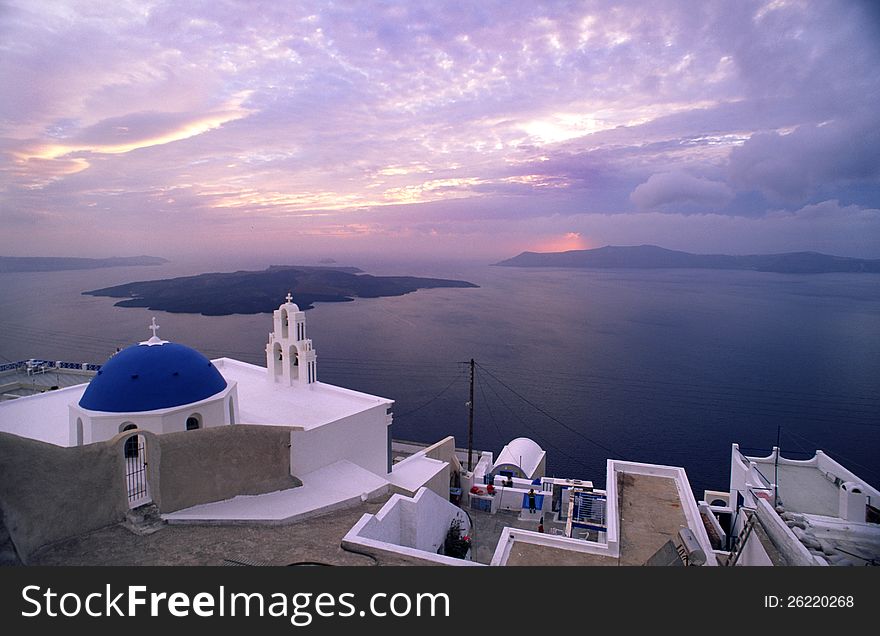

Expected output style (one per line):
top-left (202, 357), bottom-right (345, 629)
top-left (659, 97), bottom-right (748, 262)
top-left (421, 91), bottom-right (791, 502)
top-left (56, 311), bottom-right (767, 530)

top-left (266, 293), bottom-right (318, 386)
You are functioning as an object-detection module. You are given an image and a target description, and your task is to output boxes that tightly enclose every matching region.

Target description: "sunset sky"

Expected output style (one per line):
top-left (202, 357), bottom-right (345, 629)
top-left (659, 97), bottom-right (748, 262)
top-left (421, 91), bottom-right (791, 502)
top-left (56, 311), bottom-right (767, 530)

top-left (2, 1), bottom-right (879, 262)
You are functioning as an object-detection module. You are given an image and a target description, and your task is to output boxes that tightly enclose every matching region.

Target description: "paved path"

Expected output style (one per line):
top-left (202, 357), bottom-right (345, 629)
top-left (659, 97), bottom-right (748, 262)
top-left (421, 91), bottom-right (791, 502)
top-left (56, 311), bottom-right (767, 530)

top-left (163, 460), bottom-right (390, 525)
top-left (28, 495), bottom-right (431, 566)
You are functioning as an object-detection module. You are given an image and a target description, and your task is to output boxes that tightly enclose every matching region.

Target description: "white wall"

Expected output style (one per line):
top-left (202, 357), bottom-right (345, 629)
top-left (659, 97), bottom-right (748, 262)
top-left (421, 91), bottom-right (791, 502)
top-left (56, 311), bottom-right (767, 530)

top-left (363, 501), bottom-right (403, 546)
top-left (698, 502), bottom-right (727, 548)
top-left (737, 527), bottom-right (774, 566)
top-left (290, 403), bottom-right (389, 476)
top-left (343, 488), bottom-right (481, 566)
top-left (390, 436), bottom-right (454, 499)
top-left (361, 488), bottom-right (469, 553)
top-left (753, 497), bottom-right (821, 566)
top-left (70, 384), bottom-right (236, 446)
top-left (815, 451), bottom-right (880, 506)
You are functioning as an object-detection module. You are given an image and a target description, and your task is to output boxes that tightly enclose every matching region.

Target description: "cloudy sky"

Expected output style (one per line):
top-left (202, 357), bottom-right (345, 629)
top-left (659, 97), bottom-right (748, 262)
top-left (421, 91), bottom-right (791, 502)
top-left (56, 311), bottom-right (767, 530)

top-left (2, 0), bottom-right (879, 262)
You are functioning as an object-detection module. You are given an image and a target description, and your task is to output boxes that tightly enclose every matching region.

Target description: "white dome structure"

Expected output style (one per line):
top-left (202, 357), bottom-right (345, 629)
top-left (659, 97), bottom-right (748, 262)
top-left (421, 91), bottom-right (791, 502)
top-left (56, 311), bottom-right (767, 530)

top-left (69, 318), bottom-right (238, 446)
top-left (490, 437), bottom-right (546, 481)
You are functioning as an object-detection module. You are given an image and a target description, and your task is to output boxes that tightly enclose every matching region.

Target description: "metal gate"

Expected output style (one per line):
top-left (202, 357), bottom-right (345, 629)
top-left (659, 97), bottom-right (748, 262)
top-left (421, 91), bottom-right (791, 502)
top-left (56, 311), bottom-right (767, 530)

top-left (566, 489), bottom-right (607, 537)
top-left (124, 436), bottom-right (151, 507)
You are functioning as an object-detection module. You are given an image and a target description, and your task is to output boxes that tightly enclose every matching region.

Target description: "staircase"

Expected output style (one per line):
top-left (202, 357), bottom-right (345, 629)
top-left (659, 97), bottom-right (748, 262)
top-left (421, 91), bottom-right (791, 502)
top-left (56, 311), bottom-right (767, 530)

top-left (123, 503), bottom-right (165, 536)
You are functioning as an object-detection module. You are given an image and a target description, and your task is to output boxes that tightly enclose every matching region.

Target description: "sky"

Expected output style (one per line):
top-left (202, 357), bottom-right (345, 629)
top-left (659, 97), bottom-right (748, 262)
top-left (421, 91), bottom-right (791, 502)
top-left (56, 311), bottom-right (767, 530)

top-left (2, 0), bottom-right (880, 263)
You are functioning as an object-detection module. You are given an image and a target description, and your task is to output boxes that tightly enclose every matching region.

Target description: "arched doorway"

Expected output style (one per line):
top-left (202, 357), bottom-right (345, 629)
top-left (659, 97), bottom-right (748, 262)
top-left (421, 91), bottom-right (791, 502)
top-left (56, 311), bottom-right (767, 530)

top-left (120, 424), bottom-right (150, 507)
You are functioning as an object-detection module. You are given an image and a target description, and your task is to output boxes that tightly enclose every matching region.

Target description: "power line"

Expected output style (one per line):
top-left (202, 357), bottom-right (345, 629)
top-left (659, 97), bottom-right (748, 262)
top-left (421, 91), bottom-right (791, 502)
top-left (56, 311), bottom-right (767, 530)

top-left (476, 363), bottom-right (591, 471)
top-left (395, 369), bottom-right (466, 419)
top-left (779, 429), bottom-right (814, 457)
top-left (475, 370), bottom-right (505, 440)
top-left (480, 362), bottom-right (880, 406)
top-left (526, 375), bottom-right (880, 421)
top-left (479, 367), bottom-right (880, 429)
top-left (476, 362), bottom-right (623, 459)
top-left (781, 428), bottom-right (880, 483)
top-left (522, 382), bottom-right (880, 430)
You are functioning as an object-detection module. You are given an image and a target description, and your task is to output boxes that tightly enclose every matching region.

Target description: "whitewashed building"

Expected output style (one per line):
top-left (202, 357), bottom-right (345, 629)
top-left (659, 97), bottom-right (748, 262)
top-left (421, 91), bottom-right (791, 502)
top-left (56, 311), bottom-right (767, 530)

top-left (0, 296), bottom-right (452, 525)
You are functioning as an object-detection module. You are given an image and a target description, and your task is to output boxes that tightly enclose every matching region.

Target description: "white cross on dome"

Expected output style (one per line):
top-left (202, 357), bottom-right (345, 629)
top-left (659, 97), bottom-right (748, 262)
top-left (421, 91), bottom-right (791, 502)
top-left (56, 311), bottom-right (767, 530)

top-left (140, 316), bottom-right (169, 346)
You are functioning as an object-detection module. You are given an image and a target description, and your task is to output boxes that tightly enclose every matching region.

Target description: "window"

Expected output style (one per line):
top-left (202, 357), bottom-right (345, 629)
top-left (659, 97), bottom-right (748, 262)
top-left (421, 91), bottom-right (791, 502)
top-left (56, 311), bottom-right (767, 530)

top-left (121, 423), bottom-right (138, 458)
top-left (186, 416), bottom-right (201, 431)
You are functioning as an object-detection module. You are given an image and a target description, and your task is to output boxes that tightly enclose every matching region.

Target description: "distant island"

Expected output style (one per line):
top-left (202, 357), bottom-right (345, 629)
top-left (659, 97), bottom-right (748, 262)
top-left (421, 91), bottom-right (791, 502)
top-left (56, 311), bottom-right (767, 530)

top-left (495, 245), bottom-right (880, 274)
top-left (84, 265), bottom-right (479, 315)
top-left (0, 255), bottom-right (168, 273)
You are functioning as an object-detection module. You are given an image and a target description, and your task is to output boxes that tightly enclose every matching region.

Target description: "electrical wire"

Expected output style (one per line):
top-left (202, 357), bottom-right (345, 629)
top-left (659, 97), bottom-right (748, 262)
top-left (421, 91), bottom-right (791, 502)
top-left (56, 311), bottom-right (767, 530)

top-left (478, 362), bottom-right (628, 459)
top-left (476, 363), bottom-right (593, 471)
top-left (395, 370), bottom-right (466, 419)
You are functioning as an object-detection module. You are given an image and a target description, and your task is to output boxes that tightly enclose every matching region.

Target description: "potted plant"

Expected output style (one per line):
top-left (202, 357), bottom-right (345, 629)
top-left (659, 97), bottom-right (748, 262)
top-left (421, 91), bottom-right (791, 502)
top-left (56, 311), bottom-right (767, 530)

top-left (444, 518), bottom-right (471, 559)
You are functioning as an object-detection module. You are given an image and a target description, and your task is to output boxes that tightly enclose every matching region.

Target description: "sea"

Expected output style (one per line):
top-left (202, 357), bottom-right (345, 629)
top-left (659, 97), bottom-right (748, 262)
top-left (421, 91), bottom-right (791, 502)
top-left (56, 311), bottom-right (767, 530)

top-left (2, 257), bottom-right (878, 495)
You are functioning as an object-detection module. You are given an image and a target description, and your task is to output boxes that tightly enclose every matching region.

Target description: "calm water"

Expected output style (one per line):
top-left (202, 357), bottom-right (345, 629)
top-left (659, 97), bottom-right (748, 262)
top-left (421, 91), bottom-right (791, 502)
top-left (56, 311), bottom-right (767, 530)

top-left (2, 259), bottom-right (878, 494)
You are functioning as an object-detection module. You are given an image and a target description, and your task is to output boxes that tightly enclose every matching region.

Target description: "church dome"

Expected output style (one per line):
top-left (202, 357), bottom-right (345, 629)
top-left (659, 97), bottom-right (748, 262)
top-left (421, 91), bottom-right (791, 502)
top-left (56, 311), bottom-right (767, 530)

top-left (79, 342), bottom-right (228, 413)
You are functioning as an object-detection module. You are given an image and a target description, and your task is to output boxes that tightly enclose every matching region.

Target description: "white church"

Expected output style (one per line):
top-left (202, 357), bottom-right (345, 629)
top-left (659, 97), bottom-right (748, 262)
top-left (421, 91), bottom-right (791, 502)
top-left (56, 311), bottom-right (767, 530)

top-left (0, 295), bottom-right (454, 529)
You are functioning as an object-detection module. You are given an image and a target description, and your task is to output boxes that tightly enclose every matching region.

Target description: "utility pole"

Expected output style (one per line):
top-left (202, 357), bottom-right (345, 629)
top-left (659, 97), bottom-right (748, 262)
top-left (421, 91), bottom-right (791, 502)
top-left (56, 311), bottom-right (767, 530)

top-left (774, 425), bottom-right (781, 508)
top-left (467, 358), bottom-right (475, 471)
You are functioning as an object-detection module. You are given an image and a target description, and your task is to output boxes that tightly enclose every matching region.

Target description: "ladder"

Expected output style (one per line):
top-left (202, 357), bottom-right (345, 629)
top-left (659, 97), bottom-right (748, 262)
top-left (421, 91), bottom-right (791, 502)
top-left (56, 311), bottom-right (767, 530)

top-left (727, 510), bottom-right (757, 567)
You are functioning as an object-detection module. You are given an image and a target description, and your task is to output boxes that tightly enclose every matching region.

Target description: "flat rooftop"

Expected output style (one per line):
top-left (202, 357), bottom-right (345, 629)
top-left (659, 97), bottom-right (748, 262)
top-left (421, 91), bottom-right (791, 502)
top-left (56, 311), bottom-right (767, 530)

top-left (496, 463), bottom-right (713, 566)
top-left (27, 494), bottom-right (432, 567)
top-left (750, 459), bottom-right (841, 517)
top-left (0, 365), bottom-right (94, 400)
top-left (0, 384), bottom-right (86, 447)
top-left (745, 450), bottom-right (880, 565)
top-left (502, 542), bottom-right (618, 566)
top-left (0, 363), bottom-right (95, 446)
top-left (616, 472), bottom-right (688, 566)
top-left (214, 358), bottom-right (392, 430)
top-left (0, 357), bottom-right (393, 448)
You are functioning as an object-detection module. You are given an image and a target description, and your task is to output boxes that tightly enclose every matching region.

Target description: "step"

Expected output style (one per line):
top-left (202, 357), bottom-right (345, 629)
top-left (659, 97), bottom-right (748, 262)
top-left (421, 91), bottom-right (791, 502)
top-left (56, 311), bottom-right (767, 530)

top-left (123, 503), bottom-right (165, 536)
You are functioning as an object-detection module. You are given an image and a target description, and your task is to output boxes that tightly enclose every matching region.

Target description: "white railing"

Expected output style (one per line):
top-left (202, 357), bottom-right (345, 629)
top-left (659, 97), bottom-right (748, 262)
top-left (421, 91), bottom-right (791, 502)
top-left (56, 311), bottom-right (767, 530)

top-left (0, 359), bottom-right (101, 374)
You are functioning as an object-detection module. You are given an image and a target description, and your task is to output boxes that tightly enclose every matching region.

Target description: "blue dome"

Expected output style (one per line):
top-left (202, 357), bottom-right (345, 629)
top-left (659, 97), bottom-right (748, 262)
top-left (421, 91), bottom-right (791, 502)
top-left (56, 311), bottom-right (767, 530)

top-left (79, 342), bottom-right (228, 413)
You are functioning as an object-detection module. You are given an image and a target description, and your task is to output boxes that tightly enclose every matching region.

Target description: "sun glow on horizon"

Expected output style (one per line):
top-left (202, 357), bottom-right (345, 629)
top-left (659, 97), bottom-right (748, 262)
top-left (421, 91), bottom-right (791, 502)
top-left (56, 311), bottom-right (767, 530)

top-left (530, 232), bottom-right (592, 253)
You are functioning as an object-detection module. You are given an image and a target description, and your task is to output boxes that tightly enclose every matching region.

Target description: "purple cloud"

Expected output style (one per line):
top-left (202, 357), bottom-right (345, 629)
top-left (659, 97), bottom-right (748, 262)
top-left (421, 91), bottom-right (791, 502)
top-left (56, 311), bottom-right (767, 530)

top-left (630, 171), bottom-right (734, 210)
top-left (0, 0), bottom-right (878, 259)
top-left (728, 116), bottom-right (880, 201)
